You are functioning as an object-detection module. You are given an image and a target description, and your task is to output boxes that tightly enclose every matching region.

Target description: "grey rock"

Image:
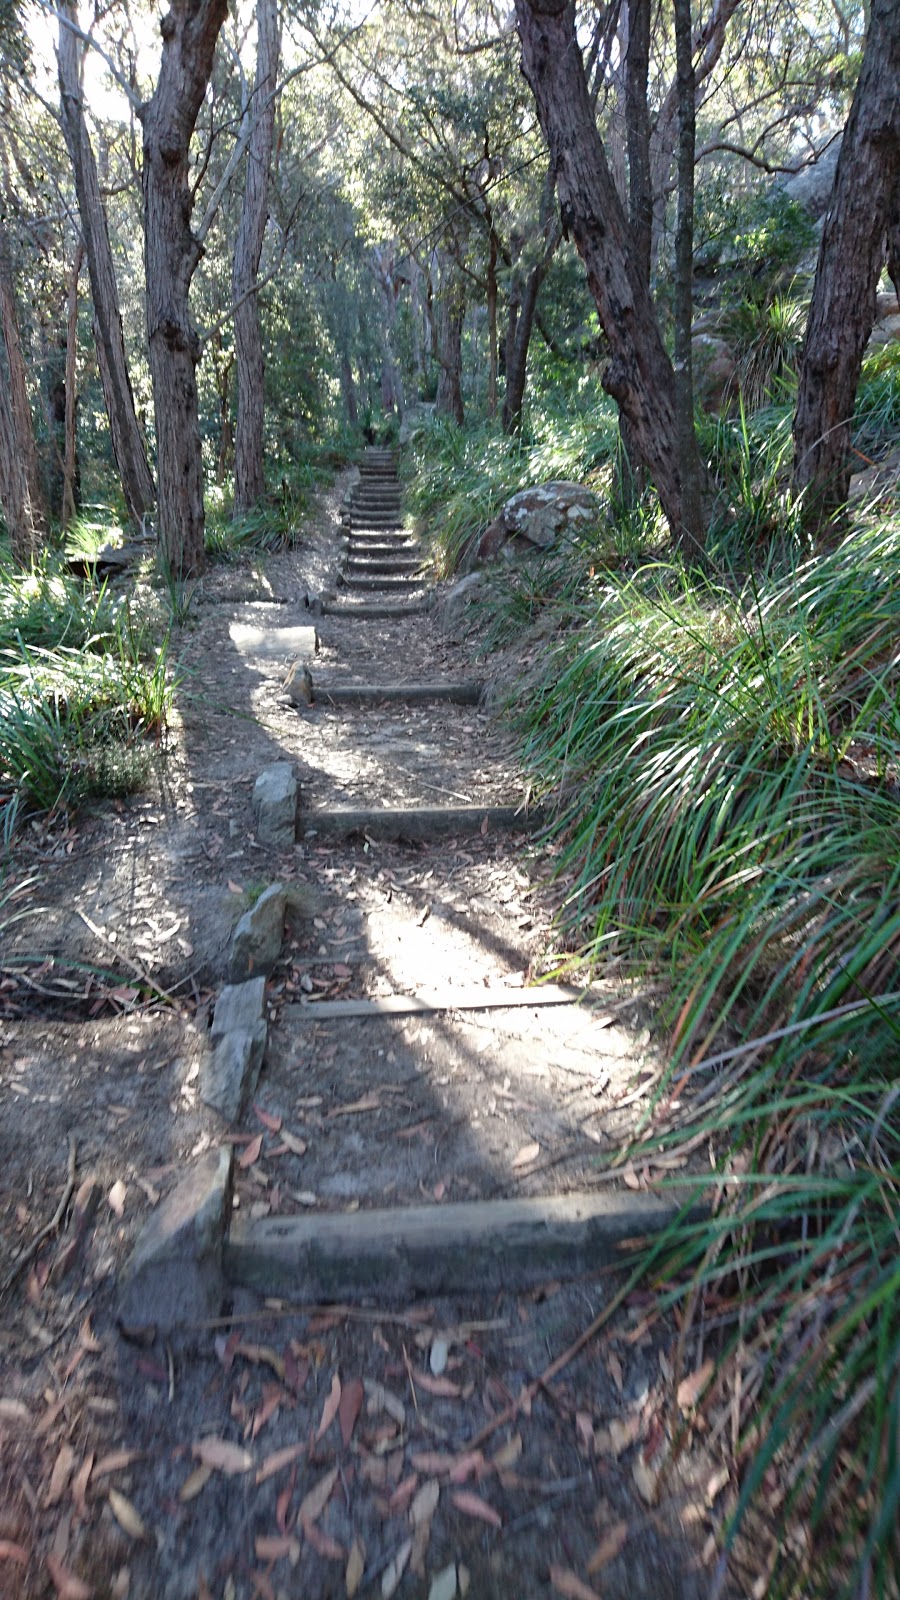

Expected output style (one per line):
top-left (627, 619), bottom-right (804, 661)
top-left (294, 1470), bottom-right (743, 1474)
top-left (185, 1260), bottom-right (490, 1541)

top-left (201, 1025), bottom-right (267, 1121)
top-left (253, 763), bottom-right (297, 849)
top-left (228, 883), bottom-right (287, 981)
top-left (211, 976), bottom-right (267, 1039)
top-left (477, 482), bottom-right (600, 563)
top-left (118, 1146), bottom-right (233, 1334)
top-left (436, 572), bottom-right (484, 634)
top-left (784, 136), bottom-right (842, 218)
top-left (692, 333), bottom-right (737, 413)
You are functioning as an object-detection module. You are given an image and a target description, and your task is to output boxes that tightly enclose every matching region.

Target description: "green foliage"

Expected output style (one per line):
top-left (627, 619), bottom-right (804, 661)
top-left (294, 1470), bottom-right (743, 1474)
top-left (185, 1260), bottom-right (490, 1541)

top-left (0, 558), bottom-right (172, 823)
top-left (695, 183), bottom-right (818, 287)
top-left (509, 515), bottom-right (900, 1594)
top-left (854, 343), bottom-right (900, 460)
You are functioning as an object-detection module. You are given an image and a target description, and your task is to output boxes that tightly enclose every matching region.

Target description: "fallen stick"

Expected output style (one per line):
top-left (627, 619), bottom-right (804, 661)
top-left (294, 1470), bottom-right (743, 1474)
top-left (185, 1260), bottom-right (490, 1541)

top-left (2, 1136), bottom-right (77, 1293)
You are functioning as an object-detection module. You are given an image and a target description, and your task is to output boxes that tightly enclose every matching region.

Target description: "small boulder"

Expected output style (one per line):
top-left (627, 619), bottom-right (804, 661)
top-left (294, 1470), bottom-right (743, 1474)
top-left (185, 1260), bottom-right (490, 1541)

top-left (228, 884), bottom-right (288, 982)
top-left (476, 482), bottom-right (600, 563)
top-left (692, 333), bottom-right (737, 412)
top-left (253, 762), bottom-right (297, 849)
top-left (118, 1146), bottom-right (233, 1335)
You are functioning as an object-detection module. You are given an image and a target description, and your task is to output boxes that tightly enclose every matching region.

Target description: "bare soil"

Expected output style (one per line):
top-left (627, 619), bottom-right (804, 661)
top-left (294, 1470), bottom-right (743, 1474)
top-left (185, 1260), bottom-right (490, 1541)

top-left (0, 473), bottom-right (740, 1600)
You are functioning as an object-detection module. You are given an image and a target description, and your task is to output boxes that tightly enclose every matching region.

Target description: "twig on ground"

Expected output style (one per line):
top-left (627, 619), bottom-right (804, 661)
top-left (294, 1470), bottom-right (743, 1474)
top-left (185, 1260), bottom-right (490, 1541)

top-left (2, 1136), bottom-right (77, 1293)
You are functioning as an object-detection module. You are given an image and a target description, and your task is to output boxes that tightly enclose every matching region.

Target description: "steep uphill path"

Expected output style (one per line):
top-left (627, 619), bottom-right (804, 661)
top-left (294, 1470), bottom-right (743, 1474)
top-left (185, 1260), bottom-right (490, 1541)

top-left (0, 457), bottom-right (725, 1600)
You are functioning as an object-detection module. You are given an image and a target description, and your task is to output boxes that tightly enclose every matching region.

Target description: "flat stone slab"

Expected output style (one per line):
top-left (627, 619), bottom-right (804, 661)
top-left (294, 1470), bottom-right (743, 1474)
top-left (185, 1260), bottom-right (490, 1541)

top-left (202, 1026), bottom-right (267, 1122)
top-left (300, 804), bottom-right (544, 841)
top-left (224, 1191), bottom-right (676, 1300)
top-left (229, 623), bottom-right (319, 660)
top-left (211, 976), bottom-right (267, 1038)
top-left (284, 982), bottom-right (594, 1020)
top-left (119, 1146), bottom-right (233, 1333)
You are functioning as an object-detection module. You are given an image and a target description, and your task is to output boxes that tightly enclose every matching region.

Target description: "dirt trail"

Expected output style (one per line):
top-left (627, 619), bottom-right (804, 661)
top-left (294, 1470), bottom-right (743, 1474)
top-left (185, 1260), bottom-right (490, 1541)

top-left (0, 464), bottom-right (728, 1600)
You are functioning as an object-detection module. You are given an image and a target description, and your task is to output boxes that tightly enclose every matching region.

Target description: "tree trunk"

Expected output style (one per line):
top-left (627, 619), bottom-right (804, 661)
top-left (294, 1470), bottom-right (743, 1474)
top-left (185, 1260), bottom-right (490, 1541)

top-left (232, 0), bottom-right (280, 516)
top-left (57, 0), bottom-right (154, 530)
top-left (616, 0), bottom-right (652, 502)
top-left (487, 230), bottom-right (499, 418)
top-left (672, 0), bottom-right (704, 553)
top-left (792, 0), bottom-right (900, 530)
top-left (339, 353), bottom-right (358, 425)
top-left (62, 239), bottom-right (84, 530)
top-left (502, 265), bottom-right (542, 432)
top-left (0, 221), bottom-right (46, 559)
top-left (139, 0), bottom-right (228, 577)
top-left (435, 260), bottom-right (465, 426)
top-left (372, 246), bottom-right (405, 419)
top-left (514, 0), bottom-right (698, 546)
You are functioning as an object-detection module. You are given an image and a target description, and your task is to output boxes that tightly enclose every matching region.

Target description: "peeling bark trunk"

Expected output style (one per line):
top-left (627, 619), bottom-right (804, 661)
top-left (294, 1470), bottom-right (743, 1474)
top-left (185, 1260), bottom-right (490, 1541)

top-left (57, 0), bottom-right (154, 529)
top-left (515, 0), bottom-right (699, 546)
top-left (487, 230), bottom-right (499, 417)
top-left (618, 0), bottom-right (652, 498)
top-left (139, 0), bottom-right (228, 577)
top-left (0, 222), bottom-right (46, 559)
top-left (232, 0), bottom-right (280, 516)
top-left (792, 0), bottom-right (900, 530)
top-left (502, 264), bottom-right (542, 432)
top-left (435, 260), bottom-right (465, 426)
top-left (673, 0), bottom-right (704, 551)
top-left (61, 239), bottom-right (84, 530)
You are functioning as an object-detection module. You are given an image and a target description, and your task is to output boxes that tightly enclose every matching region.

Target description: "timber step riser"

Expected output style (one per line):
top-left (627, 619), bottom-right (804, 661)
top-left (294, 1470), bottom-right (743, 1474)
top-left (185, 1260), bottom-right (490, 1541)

top-left (314, 682), bottom-right (483, 706)
top-left (299, 804), bottom-right (544, 841)
top-left (345, 562), bottom-right (422, 576)
top-left (321, 604), bottom-right (429, 618)
top-left (340, 578), bottom-right (424, 592)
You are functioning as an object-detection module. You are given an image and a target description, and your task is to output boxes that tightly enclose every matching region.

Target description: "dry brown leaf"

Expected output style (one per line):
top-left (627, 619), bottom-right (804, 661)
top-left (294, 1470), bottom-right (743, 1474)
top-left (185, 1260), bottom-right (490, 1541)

top-left (238, 1134), bottom-right (264, 1170)
top-left (254, 1534), bottom-right (300, 1563)
top-left (490, 1434), bottom-right (522, 1471)
top-left (345, 1537), bottom-right (366, 1598)
top-left (179, 1463), bottom-right (213, 1503)
top-left (107, 1180), bottom-right (127, 1218)
top-left (227, 879), bottom-right (243, 894)
top-left (45, 1444), bottom-right (76, 1508)
top-left (587, 1520), bottom-right (628, 1574)
top-left (339, 1377), bottom-right (364, 1447)
top-left (676, 1359), bottom-right (715, 1413)
top-left (329, 1094), bottom-right (382, 1118)
top-left (46, 1553), bottom-right (94, 1599)
top-left (71, 1453), bottom-right (94, 1520)
top-left (192, 1437), bottom-right (254, 1476)
top-left (607, 1349), bottom-right (625, 1392)
top-left (409, 1479), bottom-right (439, 1527)
top-left (388, 1475), bottom-right (419, 1515)
top-left (631, 1455), bottom-right (659, 1506)
top-left (256, 1442), bottom-right (304, 1485)
top-left (317, 1372), bottom-right (342, 1441)
top-left (0, 1397), bottom-right (30, 1424)
top-left (297, 1465), bottom-right (338, 1527)
top-left (410, 1516), bottom-right (431, 1578)
top-left (549, 1565), bottom-right (600, 1600)
top-left (301, 1517), bottom-right (344, 1561)
top-left (448, 1451), bottom-right (484, 1485)
top-left (413, 1372), bottom-right (461, 1399)
top-left (706, 1466), bottom-right (730, 1505)
top-left (594, 1413), bottom-right (641, 1458)
top-left (381, 1537), bottom-right (412, 1598)
top-left (254, 1105), bottom-right (283, 1133)
top-left (576, 1412), bottom-right (594, 1452)
top-left (511, 1141), bottom-right (540, 1168)
top-left (279, 1130), bottom-right (308, 1157)
top-left (92, 1449), bottom-right (142, 1479)
top-left (108, 1490), bottom-right (148, 1541)
top-left (450, 1490), bottom-right (501, 1529)
top-left (0, 1540), bottom-right (28, 1566)
top-left (235, 1342), bottom-right (285, 1381)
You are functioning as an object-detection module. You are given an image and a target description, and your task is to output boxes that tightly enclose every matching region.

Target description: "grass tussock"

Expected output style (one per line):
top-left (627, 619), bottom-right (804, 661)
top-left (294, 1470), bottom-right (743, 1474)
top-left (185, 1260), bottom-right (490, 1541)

top-left (407, 371), bottom-right (900, 1595)
top-left (0, 559), bottom-right (173, 825)
top-left (512, 520), bottom-right (900, 1597)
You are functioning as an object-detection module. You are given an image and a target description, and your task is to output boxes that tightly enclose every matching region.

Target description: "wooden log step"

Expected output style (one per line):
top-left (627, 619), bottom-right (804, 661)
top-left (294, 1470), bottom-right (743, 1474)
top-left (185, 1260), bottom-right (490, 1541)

top-left (224, 1192), bottom-right (677, 1301)
top-left (317, 680), bottom-right (483, 705)
top-left (281, 981), bottom-right (594, 1020)
top-left (299, 803), bottom-right (544, 841)
top-left (344, 559), bottom-right (423, 576)
top-left (321, 602), bottom-right (430, 619)
top-left (340, 575), bottom-right (424, 590)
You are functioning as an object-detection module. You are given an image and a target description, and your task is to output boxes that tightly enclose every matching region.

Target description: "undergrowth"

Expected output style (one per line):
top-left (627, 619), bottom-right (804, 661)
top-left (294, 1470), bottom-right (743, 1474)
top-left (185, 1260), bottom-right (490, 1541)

top-left (0, 559), bottom-right (173, 827)
top-left (407, 384), bottom-right (900, 1596)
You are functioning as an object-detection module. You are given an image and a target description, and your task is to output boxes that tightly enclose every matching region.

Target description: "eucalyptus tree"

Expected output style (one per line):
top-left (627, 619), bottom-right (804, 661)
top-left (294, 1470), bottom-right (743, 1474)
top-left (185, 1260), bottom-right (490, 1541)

top-left (233, 0), bottom-right (281, 514)
top-left (0, 218), bottom-right (46, 560)
top-left (792, 0), bottom-right (900, 528)
top-left (56, 0), bottom-right (155, 531)
top-left (139, 0), bottom-right (229, 576)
